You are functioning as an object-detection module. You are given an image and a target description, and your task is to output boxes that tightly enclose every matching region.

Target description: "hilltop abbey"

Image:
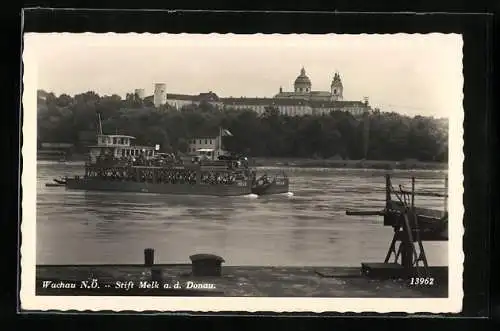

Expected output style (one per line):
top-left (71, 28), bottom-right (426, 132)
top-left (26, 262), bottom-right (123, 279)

top-left (134, 67), bottom-right (370, 117)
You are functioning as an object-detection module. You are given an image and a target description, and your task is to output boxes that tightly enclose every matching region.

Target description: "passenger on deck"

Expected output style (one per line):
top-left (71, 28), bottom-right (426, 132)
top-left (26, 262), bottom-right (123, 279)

top-left (241, 157), bottom-right (249, 168)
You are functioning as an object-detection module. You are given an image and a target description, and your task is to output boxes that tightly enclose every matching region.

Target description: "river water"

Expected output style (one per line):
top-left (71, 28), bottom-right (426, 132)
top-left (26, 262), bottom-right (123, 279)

top-left (36, 161), bottom-right (448, 267)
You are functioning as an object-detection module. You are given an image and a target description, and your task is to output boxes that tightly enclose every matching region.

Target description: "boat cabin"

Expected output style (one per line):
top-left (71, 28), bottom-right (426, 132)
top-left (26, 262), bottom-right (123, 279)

top-left (191, 148), bottom-right (231, 162)
top-left (193, 148), bottom-right (215, 161)
top-left (88, 134), bottom-right (156, 164)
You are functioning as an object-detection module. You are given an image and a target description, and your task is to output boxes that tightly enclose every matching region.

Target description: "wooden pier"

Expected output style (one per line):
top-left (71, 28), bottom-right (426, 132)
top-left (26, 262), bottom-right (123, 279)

top-left (346, 174), bottom-right (448, 279)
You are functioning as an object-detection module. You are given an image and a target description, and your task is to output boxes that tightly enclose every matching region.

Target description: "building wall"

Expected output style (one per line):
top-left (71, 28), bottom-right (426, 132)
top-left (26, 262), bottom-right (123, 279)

top-left (88, 147), bottom-right (155, 163)
top-left (223, 103), bottom-right (317, 116)
top-left (313, 107), bottom-right (335, 116)
top-left (187, 137), bottom-right (218, 154)
top-left (343, 105), bottom-right (366, 116)
top-left (167, 99), bottom-right (224, 110)
top-left (167, 99), bottom-right (194, 109)
top-left (175, 98), bottom-right (370, 117)
top-left (330, 90), bottom-right (343, 101)
top-left (277, 104), bottom-right (313, 116)
top-left (97, 135), bottom-right (131, 147)
top-left (143, 75), bottom-right (369, 116)
top-left (154, 83), bottom-right (167, 107)
top-left (40, 142), bottom-right (74, 149)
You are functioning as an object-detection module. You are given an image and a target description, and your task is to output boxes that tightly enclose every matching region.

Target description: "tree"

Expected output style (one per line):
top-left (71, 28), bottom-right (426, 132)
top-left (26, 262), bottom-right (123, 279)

top-left (36, 91), bottom-right (448, 162)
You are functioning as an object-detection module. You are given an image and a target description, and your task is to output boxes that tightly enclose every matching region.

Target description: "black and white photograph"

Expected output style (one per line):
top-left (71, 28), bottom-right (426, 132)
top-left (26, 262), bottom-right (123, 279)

top-left (21, 32), bottom-right (463, 313)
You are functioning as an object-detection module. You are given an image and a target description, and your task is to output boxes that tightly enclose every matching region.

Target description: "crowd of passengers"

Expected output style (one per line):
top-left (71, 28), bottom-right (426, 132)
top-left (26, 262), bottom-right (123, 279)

top-left (92, 151), bottom-right (249, 169)
top-left (90, 150), bottom-right (256, 184)
top-left (154, 169), bottom-right (197, 184)
top-left (91, 165), bottom-right (253, 185)
top-left (93, 152), bottom-right (181, 167)
top-left (97, 170), bottom-right (250, 185)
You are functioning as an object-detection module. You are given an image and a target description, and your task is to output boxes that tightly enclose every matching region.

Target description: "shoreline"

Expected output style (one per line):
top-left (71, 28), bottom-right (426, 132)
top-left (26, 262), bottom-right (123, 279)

top-left (38, 155), bottom-right (447, 171)
top-left (252, 157), bottom-right (447, 171)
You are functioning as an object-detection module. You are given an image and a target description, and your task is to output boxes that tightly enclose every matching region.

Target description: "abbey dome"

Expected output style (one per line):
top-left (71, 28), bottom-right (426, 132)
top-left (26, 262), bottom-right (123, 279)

top-left (293, 67), bottom-right (312, 93)
top-left (275, 67), bottom-right (344, 102)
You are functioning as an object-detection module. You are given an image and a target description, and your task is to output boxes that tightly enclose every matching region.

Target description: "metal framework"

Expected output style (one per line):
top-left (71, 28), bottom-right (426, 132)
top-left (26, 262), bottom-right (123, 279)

top-left (347, 174), bottom-right (448, 277)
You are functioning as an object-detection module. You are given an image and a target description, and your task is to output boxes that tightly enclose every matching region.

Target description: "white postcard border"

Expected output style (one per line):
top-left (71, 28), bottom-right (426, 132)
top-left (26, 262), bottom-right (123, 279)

top-left (20, 33), bottom-right (464, 313)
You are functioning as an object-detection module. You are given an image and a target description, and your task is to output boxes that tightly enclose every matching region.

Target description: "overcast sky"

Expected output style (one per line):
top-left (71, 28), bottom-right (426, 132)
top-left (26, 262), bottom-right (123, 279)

top-left (25, 33), bottom-right (463, 117)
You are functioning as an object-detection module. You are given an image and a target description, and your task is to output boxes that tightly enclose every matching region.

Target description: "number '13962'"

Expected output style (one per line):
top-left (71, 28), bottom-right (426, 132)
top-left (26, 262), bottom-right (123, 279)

top-left (409, 277), bottom-right (435, 286)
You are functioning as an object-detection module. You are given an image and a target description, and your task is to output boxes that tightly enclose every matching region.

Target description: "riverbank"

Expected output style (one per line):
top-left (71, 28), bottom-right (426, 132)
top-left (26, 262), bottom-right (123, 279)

top-left (252, 157), bottom-right (447, 170)
top-left (40, 153), bottom-right (447, 171)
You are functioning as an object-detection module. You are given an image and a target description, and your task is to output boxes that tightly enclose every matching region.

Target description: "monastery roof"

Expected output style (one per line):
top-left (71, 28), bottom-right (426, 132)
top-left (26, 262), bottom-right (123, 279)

top-left (309, 91), bottom-right (332, 96)
top-left (308, 100), bottom-right (366, 108)
top-left (274, 90), bottom-right (332, 99)
top-left (222, 97), bottom-right (274, 105)
top-left (167, 93), bottom-right (197, 101)
top-left (167, 92), bottom-right (221, 102)
top-left (221, 97), bottom-right (367, 108)
top-left (197, 91), bottom-right (220, 101)
top-left (221, 97), bottom-right (311, 106)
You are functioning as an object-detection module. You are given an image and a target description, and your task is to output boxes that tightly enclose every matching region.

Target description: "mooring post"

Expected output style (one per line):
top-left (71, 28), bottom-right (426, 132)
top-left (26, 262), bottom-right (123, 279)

top-left (411, 176), bottom-right (415, 209)
top-left (144, 248), bottom-right (162, 282)
top-left (400, 234), bottom-right (414, 272)
top-left (190, 254), bottom-right (225, 277)
top-left (385, 174), bottom-right (391, 208)
top-left (383, 174), bottom-right (393, 227)
top-left (144, 248), bottom-right (155, 267)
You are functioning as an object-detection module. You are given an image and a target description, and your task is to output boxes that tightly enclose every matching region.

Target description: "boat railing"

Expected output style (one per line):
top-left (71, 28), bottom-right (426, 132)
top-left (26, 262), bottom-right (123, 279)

top-left (266, 171), bottom-right (289, 186)
top-left (197, 179), bottom-right (250, 187)
top-left (275, 171), bottom-right (288, 179)
top-left (132, 164), bottom-right (200, 170)
top-left (258, 170), bottom-right (288, 181)
top-left (200, 166), bottom-right (233, 172)
top-left (86, 160), bottom-right (131, 168)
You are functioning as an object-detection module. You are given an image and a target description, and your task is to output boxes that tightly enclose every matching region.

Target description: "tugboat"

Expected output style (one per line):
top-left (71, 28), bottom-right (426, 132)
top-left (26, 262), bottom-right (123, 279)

top-left (63, 117), bottom-right (289, 196)
top-left (220, 154), bottom-right (290, 196)
top-left (251, 172), bottom-right (289, 196)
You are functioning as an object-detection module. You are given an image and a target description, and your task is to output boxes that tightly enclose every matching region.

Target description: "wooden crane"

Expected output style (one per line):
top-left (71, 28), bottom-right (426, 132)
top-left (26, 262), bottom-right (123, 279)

top-left (346, 174), bottom-right (448, 279)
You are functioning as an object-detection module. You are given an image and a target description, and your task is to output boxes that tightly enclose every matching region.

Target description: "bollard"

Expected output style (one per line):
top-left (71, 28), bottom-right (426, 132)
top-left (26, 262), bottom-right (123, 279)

top-left (144, 248), bottom-right (155, 267)
top-left (189, 254), bottom-right (225, 277)
top-left (411, 177), bottom-right (415, 209)
top-left (151, 267), bottom-right (162, 282)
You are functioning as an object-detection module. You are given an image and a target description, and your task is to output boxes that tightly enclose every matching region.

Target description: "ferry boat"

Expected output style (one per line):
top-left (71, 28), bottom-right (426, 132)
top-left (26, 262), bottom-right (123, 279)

top-left (63, 122), bottom-right (289, 196)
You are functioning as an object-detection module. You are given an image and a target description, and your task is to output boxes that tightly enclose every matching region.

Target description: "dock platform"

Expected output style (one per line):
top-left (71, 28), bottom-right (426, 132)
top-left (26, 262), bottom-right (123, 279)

top-left (36, 264), bottom-right (448, 298)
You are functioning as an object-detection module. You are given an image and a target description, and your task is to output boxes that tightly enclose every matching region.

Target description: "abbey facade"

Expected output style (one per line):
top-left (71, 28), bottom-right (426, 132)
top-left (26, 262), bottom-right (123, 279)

top-left (139, 67), bottom-right (370, 117)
